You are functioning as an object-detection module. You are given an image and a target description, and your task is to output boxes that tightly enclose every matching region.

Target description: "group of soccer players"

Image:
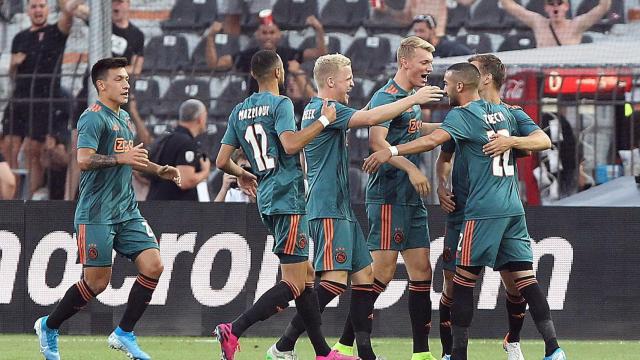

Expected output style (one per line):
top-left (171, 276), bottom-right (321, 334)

top-left (34, 35), bottom-right (567, 360)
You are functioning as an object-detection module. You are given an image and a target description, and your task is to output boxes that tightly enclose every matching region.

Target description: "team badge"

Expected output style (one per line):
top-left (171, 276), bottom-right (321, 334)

top-left (443, 246), bottom-right (453, 262)
top-left (393, 228), bottom-right (404, 244)
top-left (335, 250), bottom-right (347, 264)
top-left (297, 233), bottom-right (307, 249)
top-left (88, 244), bottom-right (99, 260)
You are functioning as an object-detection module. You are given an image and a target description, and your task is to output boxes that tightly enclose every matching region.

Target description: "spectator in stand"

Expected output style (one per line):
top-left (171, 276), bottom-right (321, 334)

top-left (411, 14), bottom-right (472, 58)
top-left (2, 0), bottom-right (82, 198)
top-left (214, 149), bottom-right (255, 203)
top-left (218, 0), bottom-right (273, 35)
top-left (206, 17), bottom-right (326, 94)
top-left (499, 0), bottom-right (612, 47)
top-left (146, 99), bottom-right (211, 201)
top-left (373, 0), bottom-right (448, 37)
top-left (38, 132), bottom-right (70, 200)
top-left (0, 151), bottom-right (16, 200)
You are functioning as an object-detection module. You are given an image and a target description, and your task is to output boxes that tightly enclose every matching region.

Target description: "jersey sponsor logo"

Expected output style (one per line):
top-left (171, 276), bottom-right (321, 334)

top-left (408, 118), bottom-right (420, 134)
top-left (393, 228), bottom-right (404, 244)
top-left (238, 105), bottom-right (270, 121)
top-left (88, 244), bottom-right (98, 260)
top-left (335, 249), bottom-right (347, 264)
top-left (114, 138), bottom-right (134, 153)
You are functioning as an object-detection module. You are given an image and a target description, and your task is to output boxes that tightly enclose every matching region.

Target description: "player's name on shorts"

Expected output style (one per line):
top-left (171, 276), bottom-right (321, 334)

top-left (238, 105), bottom-right (270, 121)
top-left (302, 108), bottom-right (316, 121)
top-left (483, 111), bottom-right (508, 125)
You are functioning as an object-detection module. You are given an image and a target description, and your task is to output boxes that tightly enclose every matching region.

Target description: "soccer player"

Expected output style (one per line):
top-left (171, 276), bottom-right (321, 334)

top-left (332, 36), bottom-right (441, 360)
top-left (268, 53), bottom-right (444, 360)
top-left (34, 57), bottom-right (181, 360)
top-left (363, 63), bottom-right (566, 360)
top-left (436, 54), bottom-right (552, 360)
top-left (213, 49), bottom-right (358, 360)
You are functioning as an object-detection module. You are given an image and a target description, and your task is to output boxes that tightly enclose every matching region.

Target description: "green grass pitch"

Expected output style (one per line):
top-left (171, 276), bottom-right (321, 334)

top-left (4, 334), bottom-right (638, 359)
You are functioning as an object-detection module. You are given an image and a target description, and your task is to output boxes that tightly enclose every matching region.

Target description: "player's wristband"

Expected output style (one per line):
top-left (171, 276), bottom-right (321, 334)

top-left (389, 146), bottom-right (399, 156)
top-left (318, 115), bottom-right (330, 128)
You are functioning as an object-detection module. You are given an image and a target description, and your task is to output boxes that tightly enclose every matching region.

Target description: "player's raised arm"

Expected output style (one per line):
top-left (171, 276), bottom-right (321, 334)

top-left (279, 99), bottom-right (336, 155)
top-left (349, 85), bottom-right (444, 128)
top-left (363, 128), bottom-right (451, 173)
top-left (574, 0), bottom-right (612, 32)
top-left (499, 0), bottom-right (545, 29)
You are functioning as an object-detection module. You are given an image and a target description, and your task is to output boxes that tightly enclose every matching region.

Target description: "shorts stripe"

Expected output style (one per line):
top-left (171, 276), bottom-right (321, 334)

top-left (285, 215), bottom-right (300, 255)
top-left (461, 220), bottom-right (475, 266)
top-left (78, 224), bottom-right (86, 264)
top-left (381, 205), bottom-right (391, 250)
top-left (323, 219), bottom-right (334, 271)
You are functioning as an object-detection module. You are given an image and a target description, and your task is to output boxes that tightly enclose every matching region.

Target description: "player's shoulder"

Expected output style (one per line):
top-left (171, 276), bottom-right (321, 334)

top-left (501, 102), bottom-right (522, 111)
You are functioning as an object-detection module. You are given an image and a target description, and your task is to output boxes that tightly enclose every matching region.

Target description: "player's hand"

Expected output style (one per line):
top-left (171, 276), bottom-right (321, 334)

top-left (411, 86), bottom-right (444, 105)
top-left (483, 133), bottom-right (515, 157)
top-left (158, 165), bottom-right (181, 186)
top-left (362, 149), bottom-right (392, 174)
top-left (208, 21), bottom-right (224, 36)
top-left (321, 98), bottom-right (337, 124)
top-left (116, 143), bottom-right (149, 167)
top-left (305, 15), bottom-right (323, 30)
top-left (437, 186), bottom-right (456, 213)
top-left (408, 168), bottom-right (431, 197)
top-left (237, 170), bottom-right (258, 198)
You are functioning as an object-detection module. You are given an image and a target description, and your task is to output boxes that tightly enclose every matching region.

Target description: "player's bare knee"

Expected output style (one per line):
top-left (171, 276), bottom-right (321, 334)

top-left (373, 263), bottom-right (395, 284)
top-left (500, 270), bottom-right (521, 295)
top-left (85, 276), bottom-right (110, 295)
top-left (145, 262), bottom-right (164, 279)
top-left (351, 265), bottom-right (374, 285)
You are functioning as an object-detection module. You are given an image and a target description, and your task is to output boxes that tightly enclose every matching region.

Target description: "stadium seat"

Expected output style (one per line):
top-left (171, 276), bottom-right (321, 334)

top-left (455, 33), bottom-right (493, 54)
top-left (143, 34), bottom-right (191, 73)
top-left (209, 75), bottom-right (250, 120)
top-left (131, 78), bottom-right (160, 117)
top-left (497, 31), bottom-right (536, 51)
top-left (272, 0), bottom-right (319, 30)
top-left (157, 77), bottom-right (211, 118)
top-left (320, 0), bottom-right (370, 31)
top-left (363, 0), bottom-right (408, 34)
top-left (191, 34), bottom-right (240, 72)
top-left (467, 0), bottom-right (522, 32)
top-left (161, 0), bottom-right (218, 32)
top-left (345, 36), bottom-right (392, 75)
top-left (298, 34), bottom-right (342, 55)
top-left (576, 0), bottom-right (625, 32)
top-left (446, 1), bottom-right (471, 34)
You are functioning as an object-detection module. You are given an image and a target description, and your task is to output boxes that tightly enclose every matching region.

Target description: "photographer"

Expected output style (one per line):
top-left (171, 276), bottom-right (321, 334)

top-left (147, 99), bottom-right (210, 201)
top-left (214, 149), bottom-right (255, 203)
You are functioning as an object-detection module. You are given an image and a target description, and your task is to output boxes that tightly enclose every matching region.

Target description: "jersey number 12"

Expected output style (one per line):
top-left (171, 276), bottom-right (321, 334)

top-left (487, 129), bottom-right (515, 177)
top-left (245, 124), bottom-right (275, 171)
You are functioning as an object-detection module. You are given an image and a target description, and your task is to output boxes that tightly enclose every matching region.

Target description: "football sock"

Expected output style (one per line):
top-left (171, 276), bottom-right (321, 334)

top-left (46, 280), bottom-right (95, 329)
top-left (119, 274), bottom-right (159, 332)
top-left (439, 294), bottom-right (453, 356)
top-left (276, 280), bottom-right (346, 352)
top-left (505, 292), bottom-right (527, 343)
top-left (295, 285), bottom-right (332, 356)
top-left (408, 280), bottom-right (432, 354)
top-left (339, 278), bottom-right (386, 347)
top-left (232, 280), bottom-right (298, 338)
top-left (450, 271), bottom-right (478, 360)
top-left (514, 275), bottom-right (559, 357)
top-left (350, 284), bottom-right (376, 360)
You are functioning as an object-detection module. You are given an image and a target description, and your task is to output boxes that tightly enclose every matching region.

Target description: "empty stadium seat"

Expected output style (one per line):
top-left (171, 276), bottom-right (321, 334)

top-left (157, 77), bottom-right (211, 118)
top-left (320, 0), bottom-right (370, 31)
top-left (161, 0), bottom-right (218, 32)
top-left (363, 0), bottom-right (408, 34)
top-left (345, 36), bottom-right (391, 75)
top-left (446, 1), bottom-right (471, 34)
top-left (576, 0), bottom-right (625, 32)
top-left (273, 0), bottom-right (319, 30)
top-left (455, 33), bottom-right (493, 54)
top-left (497, 31), bottom-right (536, 51)
top-left (298, 34), bottom-right (342, 54)
top-left (143, 34), bottom-right (191, 73)
top-left (209, 75), bottom-right (250, 120)
top-left (132, 78), bottom-right (160, 117)
top-left (191, 33), bottom-right (240, 72)
top-left (467, 0), bottom-right (522, 32)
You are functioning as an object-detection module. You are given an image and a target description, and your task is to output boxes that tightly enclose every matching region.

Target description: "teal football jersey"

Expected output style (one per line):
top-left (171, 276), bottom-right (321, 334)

top-left (441, 102), bottom-right (541, 223)
top-left (75, 102), bottom-right (142, 224)
top-left (221, 92), bottom-right (305, 215)
top-left (365, 79), bottom-right (424, 206)
top-left (440, 99), bottom-right (526, 220)
top-left (302, 97), bottom-right (357, 221)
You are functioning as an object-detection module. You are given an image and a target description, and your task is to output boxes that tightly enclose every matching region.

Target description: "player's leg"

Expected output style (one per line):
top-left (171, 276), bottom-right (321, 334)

top-left (500, 270), bottom-right (526, 360)
top-left (107, 219), bottom-right (161, 360)
top-left (23, 137), bottom-right (44, 197)
top-left (275, 218), bottom-right (350, 354)
top-left (440, 221), bottom-right (461, 359)
top-left (451, 218), bottom-right (503, 360)
top-left (402, 205), bottom-right (436, 360)
top-left (36, 224), bottom-right (114, 359)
